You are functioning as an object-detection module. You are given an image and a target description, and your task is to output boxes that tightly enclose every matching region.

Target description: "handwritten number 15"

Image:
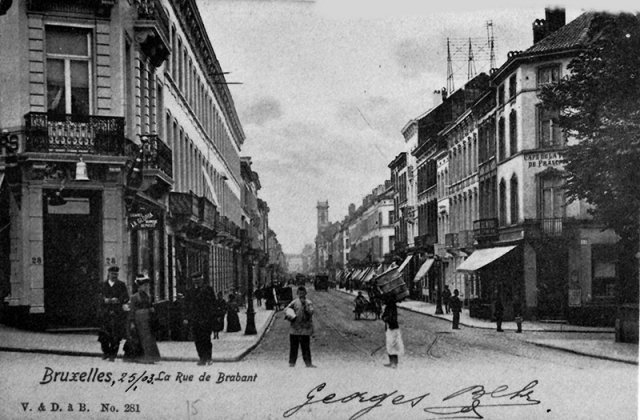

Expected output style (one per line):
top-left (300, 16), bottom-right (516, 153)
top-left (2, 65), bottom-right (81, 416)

top-left (187, 400), bottom-right (200, 418)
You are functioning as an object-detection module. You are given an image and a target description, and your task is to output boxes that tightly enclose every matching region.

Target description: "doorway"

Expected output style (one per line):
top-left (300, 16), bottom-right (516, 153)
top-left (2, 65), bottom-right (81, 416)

top-left (43, 190), bottom-right (102, 327)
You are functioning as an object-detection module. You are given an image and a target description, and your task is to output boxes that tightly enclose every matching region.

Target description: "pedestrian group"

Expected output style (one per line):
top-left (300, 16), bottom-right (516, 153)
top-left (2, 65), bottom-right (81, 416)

top-left (97, 268), bottom-right (247, 365)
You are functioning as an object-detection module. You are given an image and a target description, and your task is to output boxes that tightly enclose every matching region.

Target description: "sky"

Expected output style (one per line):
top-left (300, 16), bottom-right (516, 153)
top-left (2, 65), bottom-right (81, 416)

top-left (197, 0), bottom-right (635, 254)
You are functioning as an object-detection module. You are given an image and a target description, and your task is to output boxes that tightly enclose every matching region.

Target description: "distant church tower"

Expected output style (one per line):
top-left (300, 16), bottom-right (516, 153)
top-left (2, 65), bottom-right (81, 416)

top-left (316, 200), bottom-right (329, 233)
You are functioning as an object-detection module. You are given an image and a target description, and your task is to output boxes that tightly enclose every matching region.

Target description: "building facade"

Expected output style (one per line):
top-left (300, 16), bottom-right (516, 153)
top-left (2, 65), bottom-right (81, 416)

top-left (0, 0), bottom-right (274, 330)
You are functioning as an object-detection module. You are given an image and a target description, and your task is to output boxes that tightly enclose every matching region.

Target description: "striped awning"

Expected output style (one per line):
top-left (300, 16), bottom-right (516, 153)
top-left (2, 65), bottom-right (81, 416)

top-left (413, 258), bottom-right (435, 282)
top-left (457, 246), bottom-right (517, 272)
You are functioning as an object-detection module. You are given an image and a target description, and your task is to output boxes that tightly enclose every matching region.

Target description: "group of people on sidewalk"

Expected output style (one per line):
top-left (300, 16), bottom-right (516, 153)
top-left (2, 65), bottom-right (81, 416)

top-left (98, 268), bottom-right (244, 365)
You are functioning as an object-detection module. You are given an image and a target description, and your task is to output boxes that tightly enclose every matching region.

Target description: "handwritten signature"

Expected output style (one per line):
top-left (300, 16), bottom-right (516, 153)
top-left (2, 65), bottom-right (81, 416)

top-left (283, 380), bottom-right (540, 420)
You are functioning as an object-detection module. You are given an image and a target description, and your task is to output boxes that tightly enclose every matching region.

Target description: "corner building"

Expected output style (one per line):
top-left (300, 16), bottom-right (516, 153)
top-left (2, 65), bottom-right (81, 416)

top-left (0, 0), bottom-right (247, 330)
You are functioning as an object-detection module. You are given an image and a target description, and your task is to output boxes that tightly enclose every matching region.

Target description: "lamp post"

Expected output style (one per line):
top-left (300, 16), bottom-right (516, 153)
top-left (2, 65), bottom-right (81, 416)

top-left (244, 248), bottom-right (257, 335)
top-left (435, 256), bottom-right (444, 314)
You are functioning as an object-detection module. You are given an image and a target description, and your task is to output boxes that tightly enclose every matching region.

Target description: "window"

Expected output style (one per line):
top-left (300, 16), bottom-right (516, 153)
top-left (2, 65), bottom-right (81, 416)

top-left (537, 106), bottom-right (563, 148)
top-left (509, 110), bottom-right (517, 155)
top-left (537, 65), bottom-right (560, 86)
top-left (498, 117), bottom-right (505, 160)
top-left (499, 179), bottom-right (507, 226)
top-left (46, 26), bottom-right (92, 115)
top-left (508, 74), bottom-right (517, 98)
top-left (497, 83), bottom-right (505, 106)
top-left (591, 245), bottom-right (617, 299)
top-left (388, 211), bottom-right (394, 225)
top-left (510, 176), bottom-right (519, 224)
top-left (539, 176), bottom-right (565, 219)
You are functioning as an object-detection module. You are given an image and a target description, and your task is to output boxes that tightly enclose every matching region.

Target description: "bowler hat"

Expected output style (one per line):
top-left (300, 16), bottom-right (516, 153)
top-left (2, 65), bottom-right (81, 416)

top-left (108, 266), bottom-right (119, 273)
top-left (191, 272), bottom-right (203, 279)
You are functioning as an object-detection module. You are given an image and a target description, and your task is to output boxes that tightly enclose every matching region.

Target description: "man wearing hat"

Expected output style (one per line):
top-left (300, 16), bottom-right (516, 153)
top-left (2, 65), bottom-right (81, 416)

top-left (184, 273), bottom-right (216, 365)
top-left (98, 266), bottom-right (129, 361)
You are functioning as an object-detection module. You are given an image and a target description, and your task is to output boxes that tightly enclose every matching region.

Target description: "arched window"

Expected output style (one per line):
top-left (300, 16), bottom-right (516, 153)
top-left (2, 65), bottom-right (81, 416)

top-left (510, 175), bottom-right (519, 224)
top-left (499, 179), bottom-right (507, 226)
top-left (509, 110), bottom-right (517, 156)
top-left (498, 117), bottom-right (505, 161)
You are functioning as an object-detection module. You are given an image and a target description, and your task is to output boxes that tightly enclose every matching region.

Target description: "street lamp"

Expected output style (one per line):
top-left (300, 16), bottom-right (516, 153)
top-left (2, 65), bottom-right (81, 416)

top-left (244, 248), bottom-right (257, 335)
top-left (435, 256), bottom-right (444, 315)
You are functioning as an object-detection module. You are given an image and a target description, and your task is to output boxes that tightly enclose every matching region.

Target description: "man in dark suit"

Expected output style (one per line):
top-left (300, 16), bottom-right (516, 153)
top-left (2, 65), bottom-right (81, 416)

top-left (98, 266), bottom-right (129, 361)
top-left (184, 273), bottom-right (216, 365)
top-left (450, 289), bottom-right (462, 330)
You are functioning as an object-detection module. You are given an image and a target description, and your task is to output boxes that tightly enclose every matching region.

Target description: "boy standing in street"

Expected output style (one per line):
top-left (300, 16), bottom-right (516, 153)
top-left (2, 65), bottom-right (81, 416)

top-left (285, 286), bottom-right (316, 368)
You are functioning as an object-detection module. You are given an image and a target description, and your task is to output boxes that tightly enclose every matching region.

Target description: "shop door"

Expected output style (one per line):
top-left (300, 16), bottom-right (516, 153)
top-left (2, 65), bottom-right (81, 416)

top-left (536, 247), bottom-right (568, 320)
top-left (44, 191), bottom-right (101, 327)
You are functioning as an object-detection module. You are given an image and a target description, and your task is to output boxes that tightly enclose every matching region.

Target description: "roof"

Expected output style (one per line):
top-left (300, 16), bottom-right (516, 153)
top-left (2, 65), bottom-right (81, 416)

top-left (523, 12), bottom-right (596, 56)
top-left (492, 12), bottom-right (597, 82)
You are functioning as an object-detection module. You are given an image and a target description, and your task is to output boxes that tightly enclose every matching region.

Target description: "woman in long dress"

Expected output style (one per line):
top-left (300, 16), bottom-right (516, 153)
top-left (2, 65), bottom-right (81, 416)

top-left (226, 293), bottom-right (241, 333)
top-left (212, 292), bottom-right (226, 339)
top-left (124, 274), bottom-right (160, 364)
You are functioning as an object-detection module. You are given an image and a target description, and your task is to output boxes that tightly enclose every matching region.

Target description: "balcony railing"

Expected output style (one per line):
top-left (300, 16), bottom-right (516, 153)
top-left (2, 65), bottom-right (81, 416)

top-left (25, 112), bottom-right (125, 155)
top-left (141, 134), bottom-right (172, 179)
top-left (199, 196), bottom-right (217, 230)
top-left (169, 192), bottom-right (199, 219)
top-left (445, 233), bottom-right (459, 248)
top-left (133, 0), bottom-right (170, 67)
top-left (414, 234), bottom-right (436, 248)
top-left (539, 218), bottom-right (564, 236)
top-left (473, 218), bottom-right (499, 239)
top-left (458, 230), bottom-right (475, 248)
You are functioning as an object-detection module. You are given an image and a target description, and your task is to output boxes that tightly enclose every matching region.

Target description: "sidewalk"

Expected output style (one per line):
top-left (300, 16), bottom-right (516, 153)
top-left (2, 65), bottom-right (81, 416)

top-left (0, 301), bottom-right (276, 363)
top-left (338, 288), bottom-right (638, 365)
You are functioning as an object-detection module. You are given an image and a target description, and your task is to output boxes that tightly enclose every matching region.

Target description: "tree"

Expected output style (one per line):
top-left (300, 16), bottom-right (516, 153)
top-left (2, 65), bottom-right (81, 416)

top-left (539, 13), bottom-right (640, 302)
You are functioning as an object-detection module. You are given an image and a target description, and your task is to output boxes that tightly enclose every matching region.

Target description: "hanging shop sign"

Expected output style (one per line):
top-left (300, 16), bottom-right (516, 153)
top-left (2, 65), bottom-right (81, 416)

top-left (129, 211), bottom-right (159, 230)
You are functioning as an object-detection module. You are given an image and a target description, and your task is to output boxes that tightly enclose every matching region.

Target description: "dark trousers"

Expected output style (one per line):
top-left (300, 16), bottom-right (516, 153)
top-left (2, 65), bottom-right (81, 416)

top-left (289, 334), bottom-right (312, 366)
top-left (496, 317), bottom-right (503, 331)
top-left (452, 312), bottom-right (460, 329)
top-left (192, 324), bottom-right (212, 361)
top-left (100, 337), bottom-right (120, 358)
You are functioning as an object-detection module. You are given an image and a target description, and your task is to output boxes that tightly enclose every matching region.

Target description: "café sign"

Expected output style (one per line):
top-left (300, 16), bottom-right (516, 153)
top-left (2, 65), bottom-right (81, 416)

top-left (129, 211), bottom-right (158, 230)
top-left (525, 151), bottom-right (564, 169)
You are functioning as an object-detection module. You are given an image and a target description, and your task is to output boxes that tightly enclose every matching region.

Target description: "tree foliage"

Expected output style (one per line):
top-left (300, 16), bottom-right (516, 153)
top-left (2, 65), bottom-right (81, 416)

top-left (539, 13), bottom-right (640, 246)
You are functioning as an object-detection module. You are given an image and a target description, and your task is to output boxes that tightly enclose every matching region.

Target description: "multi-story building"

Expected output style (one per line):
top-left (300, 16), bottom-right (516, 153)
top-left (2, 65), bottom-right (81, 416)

top-left (0, 0), bottom-right (269, 330)
top-left (455, 9), bottom-right (620, 324)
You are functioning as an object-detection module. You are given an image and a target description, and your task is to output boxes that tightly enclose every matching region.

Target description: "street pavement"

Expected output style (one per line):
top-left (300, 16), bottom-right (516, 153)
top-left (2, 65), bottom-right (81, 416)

top-left (338, 287), bottom-right (639, 365)
top-left (0, 301), bottom-right (275, 363)
top-left (1, 290), bottom-right (637, 365)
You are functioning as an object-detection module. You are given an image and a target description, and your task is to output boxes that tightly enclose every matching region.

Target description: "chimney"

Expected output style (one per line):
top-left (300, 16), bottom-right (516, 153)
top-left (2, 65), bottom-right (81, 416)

top-left (532, 18), bottom-right (547, 44)
top-left (348, 203), bottom-right (356, 216)
top-left (545, 7), bottom-right (566, 33)
top-left (533, 8), bottom-right (566, 44)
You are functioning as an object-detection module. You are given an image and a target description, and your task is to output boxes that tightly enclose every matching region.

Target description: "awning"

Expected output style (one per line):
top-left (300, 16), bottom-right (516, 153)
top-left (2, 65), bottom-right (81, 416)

top-left (456, 246), bottom-right (517, 272)
top-left (354, 268), bottom-right (369, 282)
top-left (397, 255), bottom-right (413, 272)
top-left (347, 269), bottom-right (360, 281)
top-left (413, 258), bottom-right (435, 282)
top-left (362, 267), bottom-right (378, 283)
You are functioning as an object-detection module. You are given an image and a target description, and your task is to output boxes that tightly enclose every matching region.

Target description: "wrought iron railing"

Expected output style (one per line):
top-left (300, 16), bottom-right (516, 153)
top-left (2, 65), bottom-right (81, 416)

top-left (133, 0), bottom-right (170, 44)
top-left (539, 218), bottom-right (564, 236)
top-left (141, 134), bottom-right (172, 179)
top-left (169, 192), bottom-right (199, 219)
top-left (473, 218), bottom-right (499, 238)
top-left (445, 233), bottom-right (459, 248)
top-left (199, 197), bottom-right (217, 229)
top-left (458, 230), bottom-right (475, 248)
top-left (24, 112), bottom-right (125, 155)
